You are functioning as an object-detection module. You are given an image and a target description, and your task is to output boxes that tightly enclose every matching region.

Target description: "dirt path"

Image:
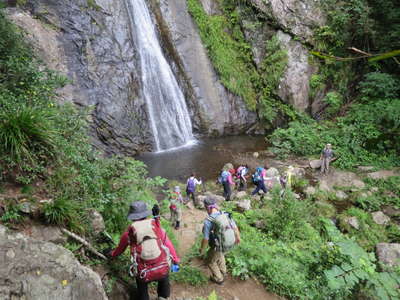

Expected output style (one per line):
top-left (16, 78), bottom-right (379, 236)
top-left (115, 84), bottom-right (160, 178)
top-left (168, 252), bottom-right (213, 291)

top-left (170, 206), bottom-right (282, 300)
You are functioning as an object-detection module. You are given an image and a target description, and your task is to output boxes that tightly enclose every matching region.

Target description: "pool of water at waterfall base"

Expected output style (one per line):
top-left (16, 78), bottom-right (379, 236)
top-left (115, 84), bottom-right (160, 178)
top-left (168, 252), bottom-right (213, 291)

top-left (136, 136), bottom-right (267, 182)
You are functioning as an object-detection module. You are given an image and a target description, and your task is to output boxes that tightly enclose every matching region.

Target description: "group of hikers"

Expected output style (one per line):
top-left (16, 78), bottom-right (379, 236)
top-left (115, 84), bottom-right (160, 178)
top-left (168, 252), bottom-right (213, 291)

top-left (105, 144), bottom-right (335, 300)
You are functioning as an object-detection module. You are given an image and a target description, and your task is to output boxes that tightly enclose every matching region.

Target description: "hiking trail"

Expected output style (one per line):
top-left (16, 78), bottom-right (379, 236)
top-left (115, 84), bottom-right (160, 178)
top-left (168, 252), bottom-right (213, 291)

top-left (169, 205), bottom-right (282, 300)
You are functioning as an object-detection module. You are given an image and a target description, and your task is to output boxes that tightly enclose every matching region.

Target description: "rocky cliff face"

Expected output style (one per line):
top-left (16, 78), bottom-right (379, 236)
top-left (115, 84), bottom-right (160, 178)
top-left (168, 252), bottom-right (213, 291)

top-left (6, 0), bottom-right (258, 155)
top-left (7, 0), bottom-right (153, 155)
top-left (0, 225), bottom-right (107, 300)
top-left (157, 0), bottom-right (257, 135)
top-left (241, 0), bottom-right (325, 112)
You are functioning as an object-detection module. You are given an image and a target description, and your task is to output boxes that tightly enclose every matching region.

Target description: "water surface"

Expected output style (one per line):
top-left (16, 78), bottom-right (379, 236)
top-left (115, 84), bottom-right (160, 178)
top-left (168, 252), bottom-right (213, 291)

top-left (136, 136), bottom-right (267, 181)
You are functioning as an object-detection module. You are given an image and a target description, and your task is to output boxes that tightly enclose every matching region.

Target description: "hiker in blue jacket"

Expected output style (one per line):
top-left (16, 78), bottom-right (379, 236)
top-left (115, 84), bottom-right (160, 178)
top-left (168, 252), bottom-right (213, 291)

top-left (186, 173), bottom-right (202, 206)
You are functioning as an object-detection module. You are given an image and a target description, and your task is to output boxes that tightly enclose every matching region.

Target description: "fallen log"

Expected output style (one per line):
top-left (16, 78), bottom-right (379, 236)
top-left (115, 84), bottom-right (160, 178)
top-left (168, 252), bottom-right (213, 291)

top-left (61, 228), bottom-right (107, 260)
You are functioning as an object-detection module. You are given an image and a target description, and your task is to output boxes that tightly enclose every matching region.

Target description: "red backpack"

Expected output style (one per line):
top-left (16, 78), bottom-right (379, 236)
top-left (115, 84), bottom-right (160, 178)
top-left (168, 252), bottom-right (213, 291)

top-left (128, 219), bottom-right (171, 282)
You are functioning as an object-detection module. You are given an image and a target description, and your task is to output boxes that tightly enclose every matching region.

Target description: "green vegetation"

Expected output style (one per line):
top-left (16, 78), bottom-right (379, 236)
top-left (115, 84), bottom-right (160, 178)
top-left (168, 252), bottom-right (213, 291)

top-left (221, 189), bottom-right (400, 300)
top-left (270, 0), bottom-right (400, 168)
top-left (269, 71), bottom-right (400, 169)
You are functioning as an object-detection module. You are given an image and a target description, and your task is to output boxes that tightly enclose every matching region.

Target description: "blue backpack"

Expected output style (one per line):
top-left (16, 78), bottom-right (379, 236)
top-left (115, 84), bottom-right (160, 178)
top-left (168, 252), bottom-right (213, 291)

top-left (218, 171), bottom-right (230, 184)
top-left (252, 167), bottom-right (263, 183)
top-left (187, 178), bottom-right (196, 193)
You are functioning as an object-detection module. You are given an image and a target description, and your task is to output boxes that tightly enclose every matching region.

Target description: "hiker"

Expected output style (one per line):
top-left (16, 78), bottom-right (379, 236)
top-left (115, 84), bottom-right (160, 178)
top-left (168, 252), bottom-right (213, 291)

top-left (186, 173), bottom-right (202, 206)
top-left (170, 186), bottom-right (183, 230)
top-left (218, 169), bottom-right (234, 201)
top-left (251, 166), bottom-right (268, 195)
top-left (200, 196), bottom-right (240, 284)
top-left (107, 201), bottom-right (180, 300)
top-left (236, 164), bottom-right (249, 191)
top-left (320, 144), bottom-right (335, 175)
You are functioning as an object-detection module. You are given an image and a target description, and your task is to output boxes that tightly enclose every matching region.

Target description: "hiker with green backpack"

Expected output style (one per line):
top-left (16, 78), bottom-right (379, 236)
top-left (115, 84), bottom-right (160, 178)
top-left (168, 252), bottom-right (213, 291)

top-left (200, 196), bottom-right (241, 284)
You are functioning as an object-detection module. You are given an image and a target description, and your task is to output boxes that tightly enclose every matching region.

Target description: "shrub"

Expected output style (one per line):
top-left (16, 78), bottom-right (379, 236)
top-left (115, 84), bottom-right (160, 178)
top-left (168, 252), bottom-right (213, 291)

top-left (0, 105), bottom-right (56, 165)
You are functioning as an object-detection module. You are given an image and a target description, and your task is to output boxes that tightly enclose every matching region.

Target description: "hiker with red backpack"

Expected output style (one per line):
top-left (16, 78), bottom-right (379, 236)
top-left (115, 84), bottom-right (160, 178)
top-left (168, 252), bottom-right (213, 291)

top-left (186, 173), bottom-right (202, 207)
top-left (200, 196), bottom-right (240, 284)
top-left (108, 201), bottom-right (180, 300)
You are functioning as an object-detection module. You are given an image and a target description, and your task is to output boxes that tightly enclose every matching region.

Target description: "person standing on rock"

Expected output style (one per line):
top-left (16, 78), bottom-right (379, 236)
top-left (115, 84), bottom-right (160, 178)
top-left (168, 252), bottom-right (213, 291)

top-left (186, 173), bottom-right (202, 206)
top-left (170, 186), bottom-right (183, 230)
top-left (107, 201), bottom-right (180, 300)
top-left (200, 196), bottom-right (240, 284)
top-left (320, 144), bottom-right (335, 175)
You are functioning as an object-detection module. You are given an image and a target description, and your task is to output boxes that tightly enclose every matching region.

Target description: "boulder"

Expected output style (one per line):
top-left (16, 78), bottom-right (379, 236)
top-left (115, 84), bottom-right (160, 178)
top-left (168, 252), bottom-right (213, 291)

top-left (234, 191), bottom-right (248, 200)
top-left (335, 191), bottom-right (348, 200)
top-left (382, 206), bottom-right (400, 218)
top-left (367, 170), bottom-right (398, 180)
top-left (376, 243), bottom-right (400, 268)
top-left (318, 170), bottom-right (365, 192)
top-left (304, 186), bottom-right (316, 196)
top-left (344, 216), bottom-right (360, 230)
top-left (310, 160), bottom-right (322, 169)
top-left (88, 210), bottom-right (105, 235)
top-left (0, 225), bottom-right (107, 300)
top-left (291, 167), bottom-right (305, 178)
top-left (236, 199), bottom-right (251, 212)
top-left (24, 225), bottom-right (67, 245)
top-left (265, 167), bottom-right (280, 177)
top-left (371, 211), bottom-right (390, 226)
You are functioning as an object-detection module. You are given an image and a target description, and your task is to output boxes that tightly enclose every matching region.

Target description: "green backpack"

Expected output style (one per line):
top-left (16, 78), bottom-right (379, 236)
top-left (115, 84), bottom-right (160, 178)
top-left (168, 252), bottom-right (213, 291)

top-left (208, 212), bottom-right (237, 252)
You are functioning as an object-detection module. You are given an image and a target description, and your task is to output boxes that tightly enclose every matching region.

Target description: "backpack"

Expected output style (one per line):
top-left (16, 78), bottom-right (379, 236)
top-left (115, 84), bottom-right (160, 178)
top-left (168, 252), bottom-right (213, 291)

top-left (186, 178), bottom-right (196, 193)
top-left (217, 170), bottom-right (230, 184)
top-left (252, 167), bottom-right (263, 183)
top-left (128, 219), bottom-right (171, 282)
top-left (236, 166), bottom-right (247, 178)
top-left (208, 212), bottom-right (237, 252)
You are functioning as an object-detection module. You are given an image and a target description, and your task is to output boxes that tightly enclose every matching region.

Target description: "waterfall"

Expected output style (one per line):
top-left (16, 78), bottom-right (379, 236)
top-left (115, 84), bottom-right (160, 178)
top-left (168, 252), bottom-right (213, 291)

top-left (125, 0), bottom-right (195, 152)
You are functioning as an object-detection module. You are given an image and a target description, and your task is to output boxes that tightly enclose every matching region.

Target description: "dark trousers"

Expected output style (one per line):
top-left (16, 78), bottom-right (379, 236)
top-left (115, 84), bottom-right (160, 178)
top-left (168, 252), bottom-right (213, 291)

top-left (187, 190), bottom-right (196, 205)
top-left (136, 276), bottom-right (170, 300)
top-left (252, 180), bottom-right (268, 195)
top-left (222, 181), bottom-right (231, 201)
top-left (238, 178), bottom-right (247, 191)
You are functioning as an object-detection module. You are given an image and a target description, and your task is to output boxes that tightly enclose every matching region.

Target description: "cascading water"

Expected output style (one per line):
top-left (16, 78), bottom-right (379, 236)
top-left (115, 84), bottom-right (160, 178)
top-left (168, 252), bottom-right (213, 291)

top-left (125, 0), bottom-right (196, 152)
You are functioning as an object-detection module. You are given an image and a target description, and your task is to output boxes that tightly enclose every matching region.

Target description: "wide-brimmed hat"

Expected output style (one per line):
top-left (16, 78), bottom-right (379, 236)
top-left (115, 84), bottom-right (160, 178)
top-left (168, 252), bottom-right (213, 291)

top-left (204, 195), bottom-right (217, 207)
top-left (127, 201), bottom-right (151, 221)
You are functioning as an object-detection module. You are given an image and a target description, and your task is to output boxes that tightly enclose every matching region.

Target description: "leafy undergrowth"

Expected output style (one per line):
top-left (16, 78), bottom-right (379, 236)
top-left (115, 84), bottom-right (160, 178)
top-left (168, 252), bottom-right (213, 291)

top-left (221, 188), bottom-right (400, 300)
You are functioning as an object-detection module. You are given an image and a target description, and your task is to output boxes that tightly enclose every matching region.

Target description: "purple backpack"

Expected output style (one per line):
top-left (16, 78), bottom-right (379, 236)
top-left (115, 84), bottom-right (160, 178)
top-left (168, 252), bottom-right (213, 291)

top-left (187, 178), bottom-right (196, 193)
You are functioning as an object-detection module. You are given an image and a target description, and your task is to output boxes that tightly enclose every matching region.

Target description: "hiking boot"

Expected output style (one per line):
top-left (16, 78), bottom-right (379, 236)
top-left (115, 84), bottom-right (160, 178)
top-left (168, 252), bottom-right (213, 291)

top-left (210, 276), bottom-right (224, 285)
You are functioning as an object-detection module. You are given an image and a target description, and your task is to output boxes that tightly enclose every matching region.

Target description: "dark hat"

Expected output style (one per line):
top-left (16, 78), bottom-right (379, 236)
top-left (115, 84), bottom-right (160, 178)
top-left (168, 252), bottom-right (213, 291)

top-left (127, 201), bottom-right (151, 221)
top-left (203, 195), bottom-right (216, 207)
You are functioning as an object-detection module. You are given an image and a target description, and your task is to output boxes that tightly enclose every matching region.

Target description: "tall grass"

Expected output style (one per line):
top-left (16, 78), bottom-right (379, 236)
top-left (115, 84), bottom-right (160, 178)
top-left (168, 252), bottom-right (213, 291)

top-left (0, 106), bottom-right (56, 164)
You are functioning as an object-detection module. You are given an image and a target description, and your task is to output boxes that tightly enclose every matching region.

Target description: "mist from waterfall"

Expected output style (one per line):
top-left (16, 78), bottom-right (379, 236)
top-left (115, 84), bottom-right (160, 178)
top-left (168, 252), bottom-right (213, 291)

top-left (125, 0), bottom-right (195, 152)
